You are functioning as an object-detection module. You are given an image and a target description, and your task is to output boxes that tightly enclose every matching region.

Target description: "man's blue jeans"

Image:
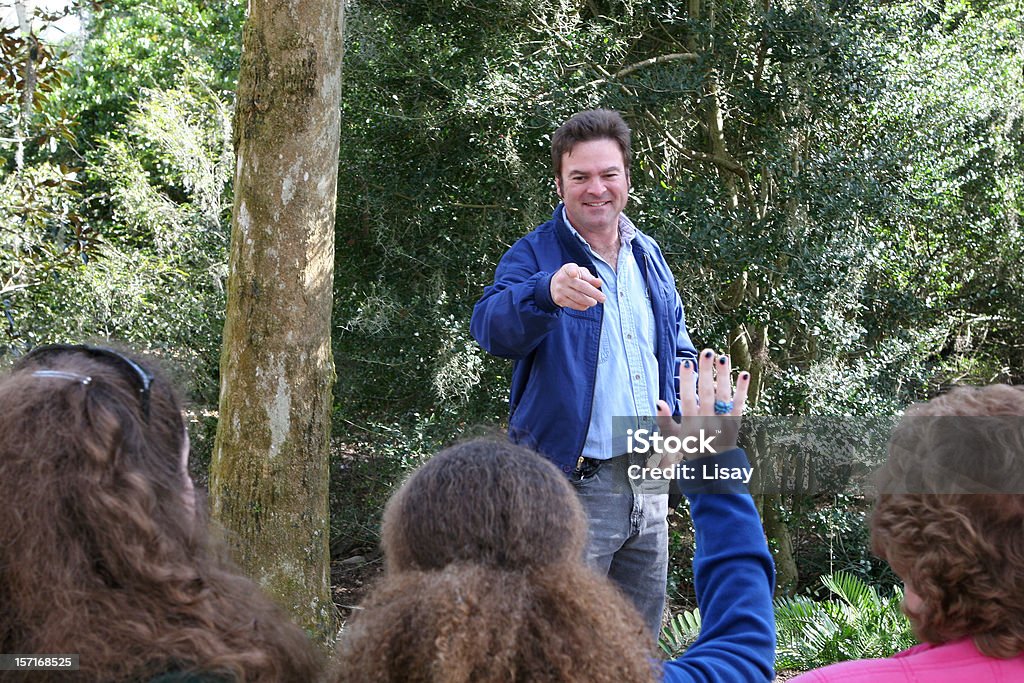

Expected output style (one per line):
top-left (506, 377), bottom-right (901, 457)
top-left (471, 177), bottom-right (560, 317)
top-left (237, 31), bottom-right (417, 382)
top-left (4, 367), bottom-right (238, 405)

top-left (572, 452), bottom-right (669, 640)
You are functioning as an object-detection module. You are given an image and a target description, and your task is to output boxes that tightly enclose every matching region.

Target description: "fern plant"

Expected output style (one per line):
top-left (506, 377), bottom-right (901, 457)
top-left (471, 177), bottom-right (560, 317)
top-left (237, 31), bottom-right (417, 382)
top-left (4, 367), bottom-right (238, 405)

top-left (660, 572), bottom-right (914, 667)
top-left (658, 607), bottom-right (702, 659)
top-left (775, 571), bottom-right (916, 671)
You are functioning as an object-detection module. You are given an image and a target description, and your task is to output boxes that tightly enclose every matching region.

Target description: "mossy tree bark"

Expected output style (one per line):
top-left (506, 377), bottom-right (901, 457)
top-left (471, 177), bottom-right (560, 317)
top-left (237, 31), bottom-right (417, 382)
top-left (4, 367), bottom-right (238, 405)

top-left (210, 0), bottom-right (344, 640)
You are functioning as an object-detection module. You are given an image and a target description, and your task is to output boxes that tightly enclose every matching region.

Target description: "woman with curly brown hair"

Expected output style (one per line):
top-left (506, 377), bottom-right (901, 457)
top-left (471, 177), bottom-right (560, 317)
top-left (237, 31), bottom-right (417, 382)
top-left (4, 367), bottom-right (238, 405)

top-left (0, 344), bottom-right (324, 682)
top-left (333, 437), bottom-right (658, 683)
top-left (793, 384), bottom-right (1024, 682)
top-left (332, 350), bottom-right (776, 682)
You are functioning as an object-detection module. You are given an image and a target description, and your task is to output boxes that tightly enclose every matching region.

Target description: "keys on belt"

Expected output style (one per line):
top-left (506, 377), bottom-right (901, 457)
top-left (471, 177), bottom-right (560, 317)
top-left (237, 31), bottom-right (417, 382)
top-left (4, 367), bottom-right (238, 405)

top-left (573, 455), bottom-right (603, 480)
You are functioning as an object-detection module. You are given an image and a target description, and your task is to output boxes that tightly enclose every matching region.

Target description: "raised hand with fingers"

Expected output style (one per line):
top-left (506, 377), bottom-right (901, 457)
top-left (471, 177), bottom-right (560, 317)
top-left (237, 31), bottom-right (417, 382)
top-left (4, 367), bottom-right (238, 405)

top-left (654, 348), bottom-right (750, 468)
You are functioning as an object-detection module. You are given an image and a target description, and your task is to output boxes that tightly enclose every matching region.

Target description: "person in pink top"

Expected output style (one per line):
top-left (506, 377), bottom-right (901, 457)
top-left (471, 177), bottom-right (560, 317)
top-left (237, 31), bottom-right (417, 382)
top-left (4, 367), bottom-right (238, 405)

top-left (793, 384), bottom-right (1024, 682)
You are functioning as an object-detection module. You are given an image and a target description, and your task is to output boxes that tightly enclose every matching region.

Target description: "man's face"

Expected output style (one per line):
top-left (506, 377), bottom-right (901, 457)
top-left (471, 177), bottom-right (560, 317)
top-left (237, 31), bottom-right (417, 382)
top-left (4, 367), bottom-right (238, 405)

top-left (556, 137), bottom-right (629, 236)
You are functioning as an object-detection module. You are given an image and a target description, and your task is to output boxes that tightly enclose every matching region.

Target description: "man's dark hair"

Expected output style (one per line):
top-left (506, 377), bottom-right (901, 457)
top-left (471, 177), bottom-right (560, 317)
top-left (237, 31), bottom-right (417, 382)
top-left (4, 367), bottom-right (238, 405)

top-left (551, 109), bottom-right (632, 178)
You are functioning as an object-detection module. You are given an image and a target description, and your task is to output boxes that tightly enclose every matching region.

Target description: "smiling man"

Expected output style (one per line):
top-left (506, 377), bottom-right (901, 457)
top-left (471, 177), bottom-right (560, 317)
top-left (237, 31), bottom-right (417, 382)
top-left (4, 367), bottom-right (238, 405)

top-left (470, 109), bottom-right (698, 638)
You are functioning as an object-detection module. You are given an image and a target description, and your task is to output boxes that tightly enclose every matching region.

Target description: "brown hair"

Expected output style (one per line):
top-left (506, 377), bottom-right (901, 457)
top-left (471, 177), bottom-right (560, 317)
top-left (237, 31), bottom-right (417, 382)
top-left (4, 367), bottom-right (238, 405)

top-left (551, 109), bottom-right (632, 179)
top-left (0, 347), bottom-right (323, 682)
top-left (872, 384), bottom-right (1024, 658)
top-left (332, 438), bottom-right (656, 682)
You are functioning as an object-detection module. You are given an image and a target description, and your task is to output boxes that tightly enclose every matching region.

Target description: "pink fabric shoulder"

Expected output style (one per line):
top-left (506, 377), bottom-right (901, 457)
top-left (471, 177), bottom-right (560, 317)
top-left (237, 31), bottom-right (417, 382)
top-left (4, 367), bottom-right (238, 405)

top-left (787, 639), bottom-right (1024, 683)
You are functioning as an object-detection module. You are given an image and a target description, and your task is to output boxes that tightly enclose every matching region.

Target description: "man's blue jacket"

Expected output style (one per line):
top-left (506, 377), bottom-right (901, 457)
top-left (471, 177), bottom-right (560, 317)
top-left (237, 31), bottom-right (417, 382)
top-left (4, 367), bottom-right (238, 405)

top-left (470, 205), bottom-right (698, 473)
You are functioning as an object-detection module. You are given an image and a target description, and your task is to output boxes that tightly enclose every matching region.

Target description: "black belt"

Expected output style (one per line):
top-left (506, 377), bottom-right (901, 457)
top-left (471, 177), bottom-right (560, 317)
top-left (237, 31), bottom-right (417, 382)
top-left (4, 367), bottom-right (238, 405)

top-left (573, 453), bottom-right (627, 480)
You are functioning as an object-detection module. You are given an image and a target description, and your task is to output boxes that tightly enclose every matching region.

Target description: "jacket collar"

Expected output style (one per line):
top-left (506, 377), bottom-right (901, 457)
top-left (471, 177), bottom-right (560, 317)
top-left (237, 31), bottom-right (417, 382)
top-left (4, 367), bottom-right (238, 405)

top-left (551, 203), bottom-right (597, 269)
top-left (551, 203), bottom-right (649, 262)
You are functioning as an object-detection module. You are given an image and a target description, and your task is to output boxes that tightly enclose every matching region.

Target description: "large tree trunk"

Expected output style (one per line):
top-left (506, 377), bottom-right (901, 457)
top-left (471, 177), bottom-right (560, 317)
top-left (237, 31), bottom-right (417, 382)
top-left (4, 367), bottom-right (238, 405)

top-left (210, 0), bottom-right (344, 639)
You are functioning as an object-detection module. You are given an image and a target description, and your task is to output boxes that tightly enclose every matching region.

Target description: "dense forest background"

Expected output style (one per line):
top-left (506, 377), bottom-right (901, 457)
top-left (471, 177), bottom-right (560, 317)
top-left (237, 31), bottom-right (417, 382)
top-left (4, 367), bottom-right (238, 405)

top-left (2, 0), bottom-right (1022, 631)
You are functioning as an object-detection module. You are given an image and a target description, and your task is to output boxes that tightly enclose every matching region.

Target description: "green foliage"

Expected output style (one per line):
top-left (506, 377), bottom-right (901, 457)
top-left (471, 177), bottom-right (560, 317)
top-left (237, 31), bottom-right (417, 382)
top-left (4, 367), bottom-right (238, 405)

top-left (789, 493), bottom-right (899, 594)
top-left (666, 511), bottom-right (696, 604)
top-left (1, 0), bottom-right (241, 406)
top-left (333, 0), bottom-right (1023, 592)
top-left (3, 75), bottom-right (232, 401)
top-left (775, 571), bottom-right (915, 671)
top-left (0, 162), bottom-right (88, 305)
top-left (660, 572), bottom-right (913, 665)
top-left (58, 0), bottom-right (244, 138)
top-left (333, 1), bottom-right (611, 427)
top-left (859, 0), bottom-right (1024, 392)
top-left (0, 9), bottom-right (87, 327)
top-left (658, 607), bottom-right (702, 659)
top-left (0, 20), bottom-right (77, 168)
top-left (329, 415), bottom-right (453, 556)
top-left (335, 0), bottom-right (1023, 435)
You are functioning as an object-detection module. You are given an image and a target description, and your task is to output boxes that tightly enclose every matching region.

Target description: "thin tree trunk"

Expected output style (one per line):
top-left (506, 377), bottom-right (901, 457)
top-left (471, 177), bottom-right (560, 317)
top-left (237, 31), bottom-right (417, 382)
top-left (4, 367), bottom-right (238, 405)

top-left (14, 0), bottom-right (35, 173)
top-left (689, 0), bottom-right (800, 594)
top-left (210, 0), bottom-right (345, 640)
top-left (760, 492), bottom-right (799, 594)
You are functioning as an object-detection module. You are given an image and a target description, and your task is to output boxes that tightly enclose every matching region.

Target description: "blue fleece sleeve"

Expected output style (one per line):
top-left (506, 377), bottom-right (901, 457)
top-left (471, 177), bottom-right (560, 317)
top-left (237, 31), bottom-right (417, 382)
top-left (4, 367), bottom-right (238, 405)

top-left (470, 240), bottom-right (562, 360)
top-left (661, 448), bottom-right (777, 683)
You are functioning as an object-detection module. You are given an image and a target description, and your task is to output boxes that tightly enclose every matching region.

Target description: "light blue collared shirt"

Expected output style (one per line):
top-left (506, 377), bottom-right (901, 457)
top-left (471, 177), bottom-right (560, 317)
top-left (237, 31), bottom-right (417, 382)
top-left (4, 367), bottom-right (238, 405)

top-left (563, 208), bottom-right (659, 459)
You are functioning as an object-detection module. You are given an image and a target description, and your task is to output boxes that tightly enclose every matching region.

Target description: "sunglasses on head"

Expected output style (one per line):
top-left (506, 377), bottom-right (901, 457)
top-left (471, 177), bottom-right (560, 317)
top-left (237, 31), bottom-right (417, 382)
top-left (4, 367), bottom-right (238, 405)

top-left (22, 344), bottom-right (155, 421)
